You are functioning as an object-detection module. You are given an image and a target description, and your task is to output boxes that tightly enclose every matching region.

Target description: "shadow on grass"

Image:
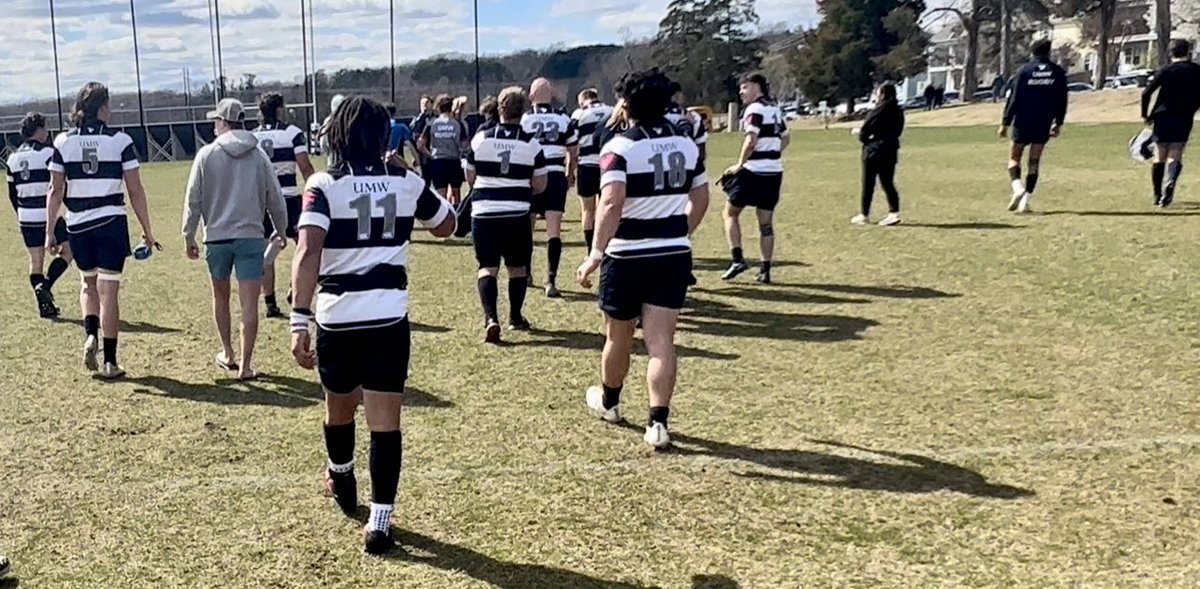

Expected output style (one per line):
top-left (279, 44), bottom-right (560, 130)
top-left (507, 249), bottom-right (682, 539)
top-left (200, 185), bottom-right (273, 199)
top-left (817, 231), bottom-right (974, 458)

top-left (52, 318), bottom-right (182, 334)
top-left (385, 529), bottom-right (655, 589)
top-left (691, 575), bottom-right (739, 589)
top-left (683, 297), bottom-right (879, 343)
top-left (0, 578), bottom-right (18, 588)
top-left (411, 322), bottom-right (452, 334)
top-left (691, 286), bottom-right (869, 306)
top-left (506, 329), bottom-right (739, 361)
top-left (130, 375), bottom-right (453, 409)
top-left (904, 222), bottom-right (1024, 230)
top-left (1041, 210), bottom-right (1200, 217)
top-left (692, 257), bottom-right (809, 272)
top-left (658, 429), bottom-right (1033, 499)
top-left (769, 283), bottom-right (961, 300)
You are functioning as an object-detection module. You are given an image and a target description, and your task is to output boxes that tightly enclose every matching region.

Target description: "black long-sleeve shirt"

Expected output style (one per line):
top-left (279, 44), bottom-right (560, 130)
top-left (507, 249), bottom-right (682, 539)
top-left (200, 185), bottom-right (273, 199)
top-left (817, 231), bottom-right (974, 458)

top-left (860, 100), bottom-right (905, 158)
top-left (1002, 56), bottom-right (1068, 128)
top-left (1141, 60), bottom-right (1200, 120)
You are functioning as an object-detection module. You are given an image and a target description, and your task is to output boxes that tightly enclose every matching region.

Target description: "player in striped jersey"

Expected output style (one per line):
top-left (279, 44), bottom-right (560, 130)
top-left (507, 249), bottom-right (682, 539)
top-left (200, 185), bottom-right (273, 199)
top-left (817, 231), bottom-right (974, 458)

top-left (522, 78), bottom-right (579, 298)
top-left (464, 86), bottom-right (548, 343)
top-left (575, 69), bottom-right (710, 449)
top-left (667, 81), bottom-right (709, 162)
top-left (47, 83), bottom-right (158, 380)
top-left (6, 113), bottom-right (74, 318)
top-left (254, 93), bottom-right (315, 318)
top-left (289, 96), bottom-right (455, 555)
top-left (721, 74), bottom-right (790, 284)
top-left (571, 88), bottom-right (614, 252)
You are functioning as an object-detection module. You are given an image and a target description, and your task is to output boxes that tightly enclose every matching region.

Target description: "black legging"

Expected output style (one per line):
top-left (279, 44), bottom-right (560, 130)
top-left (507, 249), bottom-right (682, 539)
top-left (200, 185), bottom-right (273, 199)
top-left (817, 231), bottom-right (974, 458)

top-left (861, 156), bottom-right (900, 216)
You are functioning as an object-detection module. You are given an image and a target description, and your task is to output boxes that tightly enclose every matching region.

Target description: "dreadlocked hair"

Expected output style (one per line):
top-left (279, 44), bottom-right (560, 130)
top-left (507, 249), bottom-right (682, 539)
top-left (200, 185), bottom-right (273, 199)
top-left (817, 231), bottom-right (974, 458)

top-left (71, 82), bottom-right (109, 126)
top-left (619, 68), bottom-right (673, 123)
top-left (326, 96), bottom-right (391, 165)
top-left (258, 92), bottom-right (285, 125)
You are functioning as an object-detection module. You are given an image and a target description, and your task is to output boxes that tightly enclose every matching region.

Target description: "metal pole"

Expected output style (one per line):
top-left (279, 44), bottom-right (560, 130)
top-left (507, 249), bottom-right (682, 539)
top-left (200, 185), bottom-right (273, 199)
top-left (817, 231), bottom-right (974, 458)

top-left (307, 0), bottom-right (317, 121)
top-left (48, 0), bottom-right (65, 129)
top-left (474, 0), bottom-right (481, 106)
top-left (207, 0), bottom-right (219, 105)
top-left (130, 0), bottom-right (147, 130)
top-left (214, 0), bottom-right (225, 99)
top-left (390, 0), bottom-right (396, 104)
top-left (300, 0), bottom-right (310, 109)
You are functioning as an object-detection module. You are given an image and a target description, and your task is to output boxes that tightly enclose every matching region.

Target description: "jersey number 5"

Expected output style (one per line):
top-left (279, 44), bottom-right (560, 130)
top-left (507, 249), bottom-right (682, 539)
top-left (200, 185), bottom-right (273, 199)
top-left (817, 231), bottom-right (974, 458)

top-left (349, 193), bottom-right (398, 241)
top-left (82, 147), bottom-right (100, 175)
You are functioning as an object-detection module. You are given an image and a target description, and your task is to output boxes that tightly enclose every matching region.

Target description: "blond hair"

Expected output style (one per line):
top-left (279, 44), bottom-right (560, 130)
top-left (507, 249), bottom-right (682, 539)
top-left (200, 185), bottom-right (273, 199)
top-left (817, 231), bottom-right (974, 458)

top-left (498, 86), bottom-right (529, 122)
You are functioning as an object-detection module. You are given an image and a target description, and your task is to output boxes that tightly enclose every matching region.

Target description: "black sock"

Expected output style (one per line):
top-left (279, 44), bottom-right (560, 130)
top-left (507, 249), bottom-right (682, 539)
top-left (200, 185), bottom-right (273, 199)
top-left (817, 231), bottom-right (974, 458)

top-left (547, 238), bottom-right (562, 283)
top-left (649, 406), bottom-right (670, 426)
top-left (761, 261), bottom-right (772, 273)
top-left (584, 229), bottom-right (595, 252)
top-left (1166, 161), bottom-right (1184, 202)
top-left (477, 276), bottom-right (499, 322)
top-left (265, 294), bottom-right (277, 307)
top-left (1008, 166), bottom-right (1022, 181)
top-left (602, 384), bottom-right (622, 410)
top-left (46, 258), bottom-right (69, 289)
top-left (368, 430), bottom-right (404, 505)
top-left (84, 315), bottom-right (100, 337)
top-left (732, 247), bottom-right (744, 263)
top-left (102, 337), bottom-right (118, 365)
top-left (1025, 173), bottom-right (1039, 195)
top-left (508, 276), bottom-right (528, 321)
top-left (1152, 162), bottom-right (1166, 198)
top-left (29, 273), bottom-right (45, 290)
top-left (324, 422), bottom-right (356, 470)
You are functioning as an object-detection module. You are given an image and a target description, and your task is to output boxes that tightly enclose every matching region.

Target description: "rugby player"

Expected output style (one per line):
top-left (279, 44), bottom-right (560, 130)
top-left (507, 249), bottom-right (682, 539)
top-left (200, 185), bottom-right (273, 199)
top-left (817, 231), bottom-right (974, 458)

top-left (999, 40), bottom-right (1068, 214)
top-left (290, 96), bottom-right (455, 555)
top-left (418, 94), bottom-right (469, 205)
top-left (667, 81), bottom-right (708, 162)
top-left (46, 82), bottom-right (158, 379)
top-left (570, 88), bottom-right (614, 251)
top-left (1141, 39), bottom-right (1200, 208)
top-left (253, 93), bottom-right (315, 318)
top-left (464, 87), bottom-right (548, 343)
top-left (576, 69), bottom-right (710, 449)
top-left (721, 74), bottom-right (789, 284)
top-left (521, 78), bottom-right (579, 298)
top-left (6, 112), bottom-right (73, 318)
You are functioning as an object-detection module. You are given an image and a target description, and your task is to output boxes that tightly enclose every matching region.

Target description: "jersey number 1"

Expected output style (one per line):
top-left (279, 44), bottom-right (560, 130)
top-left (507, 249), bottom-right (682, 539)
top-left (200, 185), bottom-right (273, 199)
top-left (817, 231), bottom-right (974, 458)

top-left (349, 193), bottom-right (398, 240)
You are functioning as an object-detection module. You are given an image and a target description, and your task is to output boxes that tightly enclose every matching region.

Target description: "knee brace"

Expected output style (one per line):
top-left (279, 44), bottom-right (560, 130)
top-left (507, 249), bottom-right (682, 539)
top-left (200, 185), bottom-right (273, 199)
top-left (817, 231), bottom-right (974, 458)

top-left (759, 223), bottom-right (775, 238)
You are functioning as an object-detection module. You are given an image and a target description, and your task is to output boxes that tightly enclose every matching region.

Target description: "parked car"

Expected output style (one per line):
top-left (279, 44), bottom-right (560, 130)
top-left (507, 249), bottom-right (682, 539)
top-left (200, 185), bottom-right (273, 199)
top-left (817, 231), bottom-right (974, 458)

top-left (1067, 82), bottom-right (1094, 92)
top-left (903, 96), bottom-right (928, 110)
top-left (1104, 72), bottom-right (1150, 90)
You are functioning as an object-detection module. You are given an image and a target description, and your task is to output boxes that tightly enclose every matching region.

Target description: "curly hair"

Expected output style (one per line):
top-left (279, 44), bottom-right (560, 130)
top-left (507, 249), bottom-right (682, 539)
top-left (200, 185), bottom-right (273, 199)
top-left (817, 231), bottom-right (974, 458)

top-left (20, 112), bottom-right (47, 140)
top-left (325, 96), bottom-right (391, 164)
top-left (617, 68), bottom-right (673, 123)
top-left (258, 92), bottom-right (286, 125)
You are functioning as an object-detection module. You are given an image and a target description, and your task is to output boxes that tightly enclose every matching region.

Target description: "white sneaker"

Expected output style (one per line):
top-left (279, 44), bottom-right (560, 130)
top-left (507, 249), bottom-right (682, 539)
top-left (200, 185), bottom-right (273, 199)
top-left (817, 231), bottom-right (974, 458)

top-left (644, 422), bottom-right (671, 449)
top-left (99, 362), bottom-right (126, 380)
top-left (585, 386), bottom-right (622, 424)
top-left (83, 335), bottom-right (99, 371)
top-left (1017, 194), bottom-right (1033, 214)
top-left (850, 214), bottom-right (869, 225)
top-left (878, 213), bottom-right (902, 227)
top-left (1007, 191), bottom-right (1024, 212)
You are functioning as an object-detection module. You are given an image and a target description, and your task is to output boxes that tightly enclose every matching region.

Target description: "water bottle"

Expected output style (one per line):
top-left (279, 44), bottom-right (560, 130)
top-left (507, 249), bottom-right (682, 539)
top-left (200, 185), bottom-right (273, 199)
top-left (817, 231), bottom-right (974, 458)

top-left (264, 237), bottom-right (285, 264)
top-left (133, 243), bottom-right (153, 260)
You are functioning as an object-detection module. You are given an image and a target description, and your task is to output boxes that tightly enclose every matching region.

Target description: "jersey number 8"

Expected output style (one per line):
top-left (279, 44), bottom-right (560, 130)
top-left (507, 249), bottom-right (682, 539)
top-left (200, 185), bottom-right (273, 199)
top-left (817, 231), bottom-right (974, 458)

top-left (349, 193), bottom-right (398, 241)
top-left (259, 138), bottom-right (275, 160)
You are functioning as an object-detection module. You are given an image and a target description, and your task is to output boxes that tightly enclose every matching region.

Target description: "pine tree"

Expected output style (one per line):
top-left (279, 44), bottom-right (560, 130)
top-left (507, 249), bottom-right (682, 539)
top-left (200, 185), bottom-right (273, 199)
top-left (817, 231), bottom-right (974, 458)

top-left (655, 0), bottom-right (765, 106)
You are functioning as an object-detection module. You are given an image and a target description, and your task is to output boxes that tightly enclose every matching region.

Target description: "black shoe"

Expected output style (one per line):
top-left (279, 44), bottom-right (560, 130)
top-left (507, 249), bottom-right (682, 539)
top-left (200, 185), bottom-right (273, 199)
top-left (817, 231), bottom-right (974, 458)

top-left (286, 290), bottom-right (294, 307)
top-left (265, 302), bottom-right (284, 319)
top-left (324, 469), bottom-right (358, 516)
top-left (509, 316), bottom-right (533, 331)
top-left (545, 283), bottom-right (561, 299)
top-left (35, 286), bottom-right (59, 318)
top-left (1161, 194), bottom-right (1175, 208)
top-left (721, 261), bottom-right (750, 281)
top-left (755, 271), bottom-right (771, 284)
top-left (364, 528), bottom-right (396, 555)
top-left (484, 319), bottom-right (502, 344)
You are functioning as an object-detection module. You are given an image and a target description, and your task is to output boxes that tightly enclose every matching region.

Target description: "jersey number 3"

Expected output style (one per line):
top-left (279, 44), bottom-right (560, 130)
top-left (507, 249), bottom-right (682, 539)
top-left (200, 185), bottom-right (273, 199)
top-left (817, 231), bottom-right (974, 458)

top-left (349, 193), bottom-right (398, 241)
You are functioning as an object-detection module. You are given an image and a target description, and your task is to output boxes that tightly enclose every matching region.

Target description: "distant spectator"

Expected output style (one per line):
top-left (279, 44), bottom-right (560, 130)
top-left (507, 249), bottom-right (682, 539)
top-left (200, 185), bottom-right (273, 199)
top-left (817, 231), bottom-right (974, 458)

top-left (409, 95), bottom-right (435, 166)
top-left (852, 84), bottom-right (905, 227)
top-left (385, 103), bottom-right (416, 166)
top-left (992, 75), bottom-right (1007, 103)
top-left (923, 85), bottom-right (937, 111)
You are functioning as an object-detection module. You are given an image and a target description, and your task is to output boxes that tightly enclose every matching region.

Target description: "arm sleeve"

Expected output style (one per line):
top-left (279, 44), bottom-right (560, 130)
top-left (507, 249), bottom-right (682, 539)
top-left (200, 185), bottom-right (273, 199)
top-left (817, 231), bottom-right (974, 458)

top-left (292, 127), bottom-right (309, 154)
top-left (7, 171), bottom-right (18, 213)
top-left (414, 180), bottom-right (452, 228)
top-left (182, 155), bottom-right (204, 241)
top-left (263, 154), bottom-right (288, 233)
top-left (298, 181), bottom-right (331, 232)
top-left (1141, 74), bottom-right (1162, 121)
top-left (532, 143), bottom-right (549, 177)
top-left (859, 110), bottom-right (880, 144)
top-left (565, 119), bottom-right (580, 146)
top-left (599, 146), bottom-right (626, 189)
top-left (48, 146), bottom-right (65, 174)
top-left (691, 157), bottom-right (708, 189)
top-left (1002, 72), bottom-right (1020, 126)
top-left (1054, 70), bottom-right (1069, 126)
top-left (743, 111), bottom-right (764, 136)
top-left (121, 136), bottom-right (140, 171)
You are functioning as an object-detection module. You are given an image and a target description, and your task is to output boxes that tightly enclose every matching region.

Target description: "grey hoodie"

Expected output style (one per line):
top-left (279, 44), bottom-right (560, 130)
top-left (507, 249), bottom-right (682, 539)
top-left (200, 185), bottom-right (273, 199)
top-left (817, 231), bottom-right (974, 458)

top-left (182, 129), bottom-right (287, 243)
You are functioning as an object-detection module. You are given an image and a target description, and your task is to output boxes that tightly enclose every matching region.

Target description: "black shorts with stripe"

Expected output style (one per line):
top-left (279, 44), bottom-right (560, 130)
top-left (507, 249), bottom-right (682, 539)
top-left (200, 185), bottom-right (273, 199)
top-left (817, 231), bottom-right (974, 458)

top-left (599, 251), bottom-right (692, 321)
top-left (722, 169), bottom-right (783, 212)
top-left (532, 173), bottom-right (569, 214)
top-left (71, 217), bottom-right (131, 273)
top-left (317, 318), bottom-right (411, 395)
top-left (472, 214), bottom-right (533, 269)
top-left (20, 218), bottom-right (69, 249)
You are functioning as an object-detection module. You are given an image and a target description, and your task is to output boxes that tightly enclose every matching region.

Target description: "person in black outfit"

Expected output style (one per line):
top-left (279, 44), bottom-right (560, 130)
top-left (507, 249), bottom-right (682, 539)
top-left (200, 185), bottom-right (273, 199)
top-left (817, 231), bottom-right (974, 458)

top-left (852, 84), bottom-right (905, 226)
top-left (1141, 39), bottom-right (1200, 208)
top-left (1000, 39), bottom-right (1068, 214)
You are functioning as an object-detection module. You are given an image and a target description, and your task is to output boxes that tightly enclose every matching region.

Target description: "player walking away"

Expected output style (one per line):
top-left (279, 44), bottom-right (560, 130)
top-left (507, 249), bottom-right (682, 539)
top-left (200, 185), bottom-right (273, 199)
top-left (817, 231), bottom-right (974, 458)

top-left (571, 88), bottom-right (614, 252)
top-left (522, 78), bottom-right (580, 299)
top-left (418, 95), bottom-right (469, 205)
top-left (254, 93), bottom-right (315, 318)
top-left (1141, 39), bottom-right (1200, 208)
top-left (464, 87), bottom-right (549, 343)
top-left (1000, 40), bottom-right (1068, 214)
top-left (721, 74), bottom-right (789, 284)
top-left (576, 69), bottom-right (710, 449)
top-left (290, 96), bottom-right (455, 555)
top-left (7, 112), bottom-right (74, 318)
top-left (46, 82), bottom-right (158, 379)
top-left (852, 83), bottom-right (906, 226)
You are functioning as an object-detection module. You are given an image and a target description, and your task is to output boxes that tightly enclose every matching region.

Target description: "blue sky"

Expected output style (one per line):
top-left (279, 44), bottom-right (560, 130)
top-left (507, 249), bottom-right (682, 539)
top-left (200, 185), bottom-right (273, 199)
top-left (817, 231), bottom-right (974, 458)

top-left (0, 0), bottom-right (819, 103)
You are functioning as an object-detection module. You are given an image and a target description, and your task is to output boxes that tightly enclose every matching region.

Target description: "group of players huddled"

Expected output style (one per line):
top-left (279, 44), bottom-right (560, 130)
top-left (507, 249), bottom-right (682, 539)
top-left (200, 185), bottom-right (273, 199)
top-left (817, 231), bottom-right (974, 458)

top-left (4, 68), bottom-right (790, 555)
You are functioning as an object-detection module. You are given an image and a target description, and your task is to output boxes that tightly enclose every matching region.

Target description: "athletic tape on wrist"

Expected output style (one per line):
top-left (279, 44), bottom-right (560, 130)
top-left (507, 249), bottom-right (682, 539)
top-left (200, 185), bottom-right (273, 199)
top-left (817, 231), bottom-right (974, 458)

top-left (290, 310), bottom-right (313, 333)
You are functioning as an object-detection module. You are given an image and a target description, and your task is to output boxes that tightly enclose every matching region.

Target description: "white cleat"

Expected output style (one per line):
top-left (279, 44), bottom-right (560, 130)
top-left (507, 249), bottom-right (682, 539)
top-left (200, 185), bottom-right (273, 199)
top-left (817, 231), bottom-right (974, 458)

top-left (1007, 191), bottom-right (1024, 212)
top-left (99, 362), bottom-right (126, 381)
top-left (83, 335), bottom-right (99, 371)
top-left (850, 214), bottom-right (869, 225)
top-left (1016, 194), bottom-right (1033, 214)
top-left (644, 422), bottom-right (671, 450)
top-left (878, 213), bottom-right (902, 227)
top-left (585, 386), bottom-right (622, 424)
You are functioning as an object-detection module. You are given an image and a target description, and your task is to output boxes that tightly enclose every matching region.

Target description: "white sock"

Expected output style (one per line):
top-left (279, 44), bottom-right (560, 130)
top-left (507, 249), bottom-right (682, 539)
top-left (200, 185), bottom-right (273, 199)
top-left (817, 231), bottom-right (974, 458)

top-left (368, 502), bottom-right (393, 533)
top-left (1011, 179), bottom-right (1026, 196)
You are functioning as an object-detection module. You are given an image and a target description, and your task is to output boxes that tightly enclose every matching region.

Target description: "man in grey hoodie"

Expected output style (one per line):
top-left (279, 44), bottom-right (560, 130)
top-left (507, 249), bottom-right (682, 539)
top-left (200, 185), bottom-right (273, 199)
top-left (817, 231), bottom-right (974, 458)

top-left (183, 98), bottom-right (287, 381)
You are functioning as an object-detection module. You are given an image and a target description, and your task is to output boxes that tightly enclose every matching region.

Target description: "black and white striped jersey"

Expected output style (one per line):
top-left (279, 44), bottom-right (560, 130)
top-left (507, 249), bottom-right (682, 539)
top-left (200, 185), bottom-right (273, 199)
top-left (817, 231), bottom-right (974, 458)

top-left (299, 162), bottom-right (452, 331)
top-left (6, 140), bottom-right (55, 228)
top-left (740, 99), bottom-right (789, 174)
top-left (520, 104), bottom-right (578, 174)
top-left (464, 123), bottom-right (547, 218)
top-left (49, 122), bottom-right (138, 233)
top-left (599, 122), bottom-right (706, 258)
top-left (571, 102), bottom-right (615, 167)
top-left (666, 103), bottom-right (709, 148)
top-left (253, 123), bottom-right (308, 197)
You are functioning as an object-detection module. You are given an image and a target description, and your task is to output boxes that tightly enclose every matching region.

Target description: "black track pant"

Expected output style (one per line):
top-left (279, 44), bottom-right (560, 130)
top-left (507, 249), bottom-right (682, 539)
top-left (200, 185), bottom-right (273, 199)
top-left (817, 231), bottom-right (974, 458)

top-left (861, 155), bottom-right (900, 216)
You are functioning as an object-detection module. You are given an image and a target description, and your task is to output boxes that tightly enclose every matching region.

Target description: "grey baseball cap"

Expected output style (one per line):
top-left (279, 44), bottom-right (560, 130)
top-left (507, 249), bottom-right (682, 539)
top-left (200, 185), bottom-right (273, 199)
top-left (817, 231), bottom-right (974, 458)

top-left (206, 98), bottom-right (246, 122)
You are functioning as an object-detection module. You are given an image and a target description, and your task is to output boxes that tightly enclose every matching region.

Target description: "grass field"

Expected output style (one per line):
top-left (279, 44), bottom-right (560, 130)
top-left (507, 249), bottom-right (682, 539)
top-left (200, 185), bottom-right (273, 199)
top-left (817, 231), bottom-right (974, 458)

top-left (2, 123), bottom-right (1200, 588)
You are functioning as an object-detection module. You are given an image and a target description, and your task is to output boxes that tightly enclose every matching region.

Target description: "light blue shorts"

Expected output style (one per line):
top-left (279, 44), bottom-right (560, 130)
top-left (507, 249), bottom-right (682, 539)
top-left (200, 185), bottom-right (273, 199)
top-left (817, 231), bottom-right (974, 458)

top-left (205, 238), bottom-right (267, 281)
